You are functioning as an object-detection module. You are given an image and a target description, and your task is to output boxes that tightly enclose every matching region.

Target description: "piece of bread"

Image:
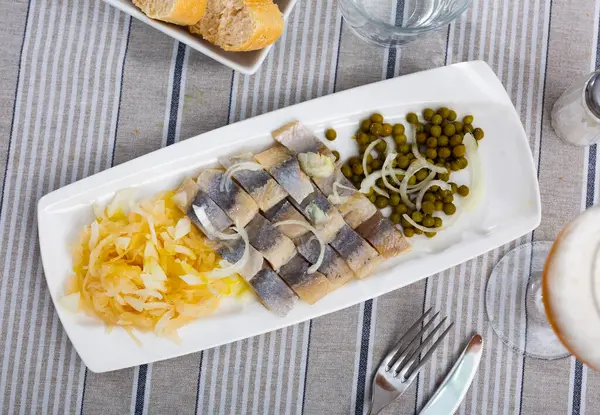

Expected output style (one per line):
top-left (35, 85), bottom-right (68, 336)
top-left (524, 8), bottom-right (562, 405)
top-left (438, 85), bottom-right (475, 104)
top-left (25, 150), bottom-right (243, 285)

top-left (133, 0), bottom-right (207, 26)
top-left (189, 0), bottom-right (284, 52)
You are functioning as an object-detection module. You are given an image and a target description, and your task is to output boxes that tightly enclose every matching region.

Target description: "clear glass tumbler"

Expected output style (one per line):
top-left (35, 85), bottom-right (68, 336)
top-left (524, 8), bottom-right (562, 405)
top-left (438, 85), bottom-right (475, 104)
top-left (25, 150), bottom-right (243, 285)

top-left (338, 0), bottom-right (471, 47)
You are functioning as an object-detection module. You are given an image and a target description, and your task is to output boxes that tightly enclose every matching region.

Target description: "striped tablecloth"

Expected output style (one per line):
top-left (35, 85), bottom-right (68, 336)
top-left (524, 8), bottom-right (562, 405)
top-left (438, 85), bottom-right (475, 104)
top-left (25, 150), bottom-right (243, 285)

top-left (1, 0), bottom-right (599, 413)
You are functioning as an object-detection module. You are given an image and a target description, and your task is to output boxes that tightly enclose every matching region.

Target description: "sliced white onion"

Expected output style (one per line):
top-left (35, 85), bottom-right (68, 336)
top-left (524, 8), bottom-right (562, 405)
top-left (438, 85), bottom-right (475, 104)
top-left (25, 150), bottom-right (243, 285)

top-left (463, 133), bottom-right (484, 211)
top-left (381, 153), bottom-right (402, 193)
top-left (192, 205), bottom-right (240, 240)
top-left (329, 171), bottom-right (356, 205)
top-left (407, 170), bottom-right (436, 194)
top-left (274, 220), bottom-right (324, 273)
top-left (411, 142), bottom-right (448, 174)
top-left (359, 168), bottom-right (406, 194)
top-left (205, 224), bottom-right (249, 279)
top-left (220, 162), bottom-right (263, 192)
top-left (399, 162), bottom-right (423, 210)
top-left (362, 138), bottom-right (382, 183)
top-left (415, 180), bottom-right (451, 211)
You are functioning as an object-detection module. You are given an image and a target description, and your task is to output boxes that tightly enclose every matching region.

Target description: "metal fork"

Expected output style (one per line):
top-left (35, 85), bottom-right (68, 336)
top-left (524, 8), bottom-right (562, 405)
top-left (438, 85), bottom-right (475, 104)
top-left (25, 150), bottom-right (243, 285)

top-left (367, 308), bottom-right (454, 415)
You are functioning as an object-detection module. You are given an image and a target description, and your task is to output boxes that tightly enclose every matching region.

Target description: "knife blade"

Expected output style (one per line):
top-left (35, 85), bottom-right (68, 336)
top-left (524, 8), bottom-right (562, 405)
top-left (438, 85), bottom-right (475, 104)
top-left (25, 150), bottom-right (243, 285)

top-left (419, 334), bottom-right (484, 415)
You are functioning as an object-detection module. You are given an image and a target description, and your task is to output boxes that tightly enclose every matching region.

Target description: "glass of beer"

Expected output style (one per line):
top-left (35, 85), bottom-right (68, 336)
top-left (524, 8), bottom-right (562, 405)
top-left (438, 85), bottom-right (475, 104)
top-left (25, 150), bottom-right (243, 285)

top-left (485, 207), bottom-right (600, 368)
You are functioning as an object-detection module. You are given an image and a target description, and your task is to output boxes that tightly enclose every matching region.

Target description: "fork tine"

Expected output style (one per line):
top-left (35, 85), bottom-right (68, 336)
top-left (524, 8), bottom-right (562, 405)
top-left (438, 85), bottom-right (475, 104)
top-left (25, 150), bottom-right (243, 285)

top-left (383, 307), bottom-right (434, 370)
top-left (390, 315), bottom-right (447, 376)
top-left (398, 321), bottom-right (454, 381)
top-left (386, 311), bottom-right (440, 372)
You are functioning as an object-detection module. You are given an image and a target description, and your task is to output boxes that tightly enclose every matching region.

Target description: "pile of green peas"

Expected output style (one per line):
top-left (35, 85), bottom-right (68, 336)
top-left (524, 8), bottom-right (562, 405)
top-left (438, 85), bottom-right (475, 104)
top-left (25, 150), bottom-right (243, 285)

top-left (340, 109), bottom-right (483, 238)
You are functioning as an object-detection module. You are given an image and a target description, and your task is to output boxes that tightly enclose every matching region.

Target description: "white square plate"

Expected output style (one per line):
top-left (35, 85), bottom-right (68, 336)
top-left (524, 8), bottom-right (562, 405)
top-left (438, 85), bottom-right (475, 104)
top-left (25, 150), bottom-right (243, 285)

top-left (103, 0), bottom-right (296, 74)
top-left (38, 61), bottom-right (541, 373)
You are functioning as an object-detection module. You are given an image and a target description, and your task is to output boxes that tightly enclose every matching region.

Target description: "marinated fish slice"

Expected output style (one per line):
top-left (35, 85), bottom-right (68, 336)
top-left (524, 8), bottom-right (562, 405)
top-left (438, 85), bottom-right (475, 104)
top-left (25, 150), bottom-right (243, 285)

top-left (263, 199), bottom-right (311, 239)
top-left (215, 238), bottom-right (264, 280)
top-left (197, 169), bottom-right (259, 228)
top-left (290, 187), bottom-right (346, 244)
top-left (355, 211), bottom-right (411, 258)
top-left (271, 121), bottom-right (335, 159)
top-left (277, 254), bottom-right (331, 304)
top-left (248, 267), bottom-right (298, 317)
top-left (219, 153), bottom-right (288, 212)
top-left (312, 173), bottom-right (377, 229)
top-left (295, 233), bottom-right (355, 289)
top-left (245, 213), bottom-right (297, 270)
top-left (254, 145), bottom-right (314, 204)
top-left (187, 189), bottom-right (233, 239)
top-left (330, 224), bottom-right (383, 279)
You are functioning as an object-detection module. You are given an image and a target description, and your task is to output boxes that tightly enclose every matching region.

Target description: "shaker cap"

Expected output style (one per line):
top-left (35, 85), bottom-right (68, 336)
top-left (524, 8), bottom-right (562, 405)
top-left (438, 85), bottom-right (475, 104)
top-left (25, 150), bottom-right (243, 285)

top-left (585, 72), bottom-right (600, 119)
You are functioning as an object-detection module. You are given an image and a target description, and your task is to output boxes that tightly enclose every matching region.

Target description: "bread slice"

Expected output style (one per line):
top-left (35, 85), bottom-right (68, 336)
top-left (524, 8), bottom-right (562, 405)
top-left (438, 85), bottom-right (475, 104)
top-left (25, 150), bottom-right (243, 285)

top-left (133, 0), bottom-right (207, 26)
top-left (189, 0), bottom-right (284, 52)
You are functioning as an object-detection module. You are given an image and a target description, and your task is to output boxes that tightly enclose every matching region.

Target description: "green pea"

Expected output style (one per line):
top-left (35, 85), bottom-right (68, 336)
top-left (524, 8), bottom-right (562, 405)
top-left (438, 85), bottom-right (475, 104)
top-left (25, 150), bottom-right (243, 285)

top-left (396, 155), bottom-right (410, 169)
top-left (393, 123), bottom-right (405, 135)
top-left (370, 122), bottom-right (382, 135)
top-left (414, 228), bottom-right (424, 235)
top-left (438, 147), bottom-right (451, 159)
top-left (452, 144), bottom-right (466, 158)
top-left (403, 227), bottom-right (415, 237)
top-left (411, 211), bottom-right (423, 223)
top-left (437, 135), bottom-right (449, 147)
top-left (408, 176), bottom-right (417, 186)
top-left (325, 129), bottom-right (337, 141)
top-left (368, 194), bottom-right (377, 203)
top-left (437, 172), bottom-right (450, 181)
top-left (371, 113), bottom-right (384, 123)
top-left (341, 164), bottom-right (352, 178)
top-left (451, 161), bottom-right (460, 171)
top-left (426, 137), bottom-right (438, 148)
top-left (359, 143), bottom-right (368, 154)
top-left (360, 119), bottom-right (372, 132)
top-left (473, 127), bottom-right (484, 140)
top-left (406, 113), bottom-right (419, 124)
top-left (415, 123), bottom-right (424, 133)
top-left (442, 194), bottom-right (454, 204)
top-left (395, 204), bottom-right (408, 214)
top-left (431, 114), bottom-right (443, 125)
top-left (375, 140), bottom-right (387, 153)
top-left (332, 150), bottom-right (340, 161)
top-left (423, 108), bottom-right (435, 121)
top-left (416, 169), bottom-right (429, 181)
top-left (352, 164), bottom-right (364, 175)
top-left (449, 134), bottom-right (463, 147)
top-left (389, 213), bottom-right (401, 224)
top-left (357, 132), bottom-right (369, 145)
top-left (437, 107), bottom-right (450, 119)
top-left (449, 182), bottom-right (458, 194)
top-left (457, 157), bottom-right (469, 169)
top-left (430, 125), bottom-right (442, 137)
top-left (443, 203), bottom-right (457, 215)
top-left (372, 159), bottom-right (382, 169)
top-left (375, 196), bottom-right (388, 209)
top-left (434, 200), bottom-right (444, 211)
top-left (416, 132), bottom-right (428, 144)
top-left (401, 217), bottom-right (413, 228)
top-left (423, 192), bottom-right (436, 202)
top-left (447, 110), bottom-right (457, 121)
top-left (425, 232), bottom-right (437, 238)
top-left (399, 143), bottom-right (411, 154)
top-left (352, 175), bottom-right (362, 185)
top-left (434, 217), bottom-right (443, 227)
top-left (375, 178), bottom-right (384, 188)
top-left (464, 123), bottom-right (473, 133)
top-left (394, 134), bottom-right (407, 146)
top-left (381, 123), bottom-right (393, 136)
top-left (422, 215), bottom-right (435, 227)
top-left (422, 201), bottom-right (435, 215)
top-left (458, 185), bottom-right (470, 197)
top-left (430, 185), bottom-right (440, 192)
top-left (463, 115), bottom-right (474, 124)
top-left (452, 121), bottom-right (463, 133)
top-left (425, 148), bottom-right (437, 159)
top-left (389, 194), bottom-right (400, 206)
top-left (366, 165), bottom-right (373, 174)
top-left (443, 123), bottom-right (456, 137)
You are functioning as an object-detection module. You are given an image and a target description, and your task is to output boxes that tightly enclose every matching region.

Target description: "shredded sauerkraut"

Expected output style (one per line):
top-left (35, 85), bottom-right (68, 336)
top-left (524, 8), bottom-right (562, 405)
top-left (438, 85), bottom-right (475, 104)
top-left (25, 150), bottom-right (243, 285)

top-left (63, 189), bottom-right (246, 344)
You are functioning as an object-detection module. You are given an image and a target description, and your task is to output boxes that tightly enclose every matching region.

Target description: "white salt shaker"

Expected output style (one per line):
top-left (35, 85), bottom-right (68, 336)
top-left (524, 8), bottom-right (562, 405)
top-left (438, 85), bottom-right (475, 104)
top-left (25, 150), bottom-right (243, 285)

top-left (551, 71), bottom-right (600, 146)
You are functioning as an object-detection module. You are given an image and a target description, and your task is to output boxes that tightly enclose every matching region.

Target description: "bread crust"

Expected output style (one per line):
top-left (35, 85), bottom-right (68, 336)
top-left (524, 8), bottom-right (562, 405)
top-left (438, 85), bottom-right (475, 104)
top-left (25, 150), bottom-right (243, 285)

top-left (133, 0), bottom-right (207, 26)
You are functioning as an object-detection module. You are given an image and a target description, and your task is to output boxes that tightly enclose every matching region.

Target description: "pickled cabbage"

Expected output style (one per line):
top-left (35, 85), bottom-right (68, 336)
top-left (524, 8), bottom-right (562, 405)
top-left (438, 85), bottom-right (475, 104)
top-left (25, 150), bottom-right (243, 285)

top-left (63, 189), bottom-right (246, 343)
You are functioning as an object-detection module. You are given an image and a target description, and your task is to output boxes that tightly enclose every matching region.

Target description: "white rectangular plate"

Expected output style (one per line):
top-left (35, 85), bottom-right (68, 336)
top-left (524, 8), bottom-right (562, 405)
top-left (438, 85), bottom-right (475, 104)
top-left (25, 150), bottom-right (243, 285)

top-left (38, 61), bottom-right (541, 373)
top-left (103, 0), bottom-right (296, 74)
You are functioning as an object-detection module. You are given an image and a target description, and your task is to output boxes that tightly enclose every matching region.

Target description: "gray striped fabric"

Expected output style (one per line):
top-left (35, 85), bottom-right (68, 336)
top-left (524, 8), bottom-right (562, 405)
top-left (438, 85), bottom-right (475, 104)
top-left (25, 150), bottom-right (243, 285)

top-left (1, 0), bottom-right (599, 413)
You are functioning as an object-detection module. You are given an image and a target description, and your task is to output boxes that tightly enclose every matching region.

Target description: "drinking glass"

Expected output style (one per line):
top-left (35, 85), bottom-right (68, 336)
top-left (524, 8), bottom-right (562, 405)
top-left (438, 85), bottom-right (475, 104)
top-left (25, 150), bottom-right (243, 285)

top-left (485, 208), bottom-right (600, 369)
top-left (337, 0), bottom-right (471, 47)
